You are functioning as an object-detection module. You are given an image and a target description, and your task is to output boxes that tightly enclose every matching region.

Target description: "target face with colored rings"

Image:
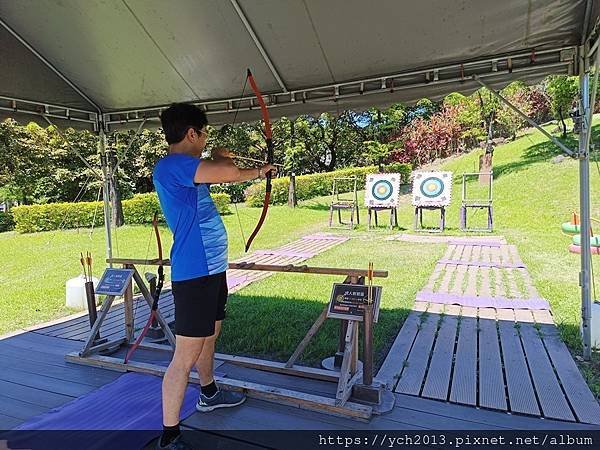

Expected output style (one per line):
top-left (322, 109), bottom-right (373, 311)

top-left (371, 180), bottom-right (394, 201)
top-left (420, 177), bottom-right (444, 198)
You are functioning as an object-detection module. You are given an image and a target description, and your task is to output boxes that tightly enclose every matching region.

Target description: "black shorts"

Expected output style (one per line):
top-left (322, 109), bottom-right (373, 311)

top-left (171, 272), bottom-right (228, 337)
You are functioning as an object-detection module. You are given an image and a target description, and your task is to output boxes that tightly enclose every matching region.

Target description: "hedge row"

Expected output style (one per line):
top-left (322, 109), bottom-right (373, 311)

top-left (11, 192), bottom-right (231, 233)
top-left (245, 163), bottom-right (411, 207)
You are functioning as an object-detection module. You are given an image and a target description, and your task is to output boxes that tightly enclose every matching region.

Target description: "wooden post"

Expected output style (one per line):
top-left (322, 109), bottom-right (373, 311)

top-left (333, 320), bottom-right (348, 368)
top-left (124, 265), bottom-right (134, 343)
top-left (363, 303), bottom-right (374, 385)
top-left (286, 305), bottom-right (329, 368)
top-left (79, 294), bottom-right (117, 357)
top-left (350, 321), bottom-right (359, 374)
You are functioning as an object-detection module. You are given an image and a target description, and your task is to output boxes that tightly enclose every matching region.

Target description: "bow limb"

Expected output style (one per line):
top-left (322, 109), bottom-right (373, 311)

top-left (244, 69), bottom-right (274, 252)
top-left (125, 212), bottom-right (164, 363)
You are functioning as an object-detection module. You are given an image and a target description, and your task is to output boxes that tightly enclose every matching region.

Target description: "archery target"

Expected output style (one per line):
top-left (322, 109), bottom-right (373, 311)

top-left (412, 171), bottom-right (452, 206)
top-left (365, 173), bottom-right (401, 207)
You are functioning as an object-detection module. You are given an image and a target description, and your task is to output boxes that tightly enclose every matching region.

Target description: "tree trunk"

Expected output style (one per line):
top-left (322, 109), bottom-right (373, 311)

top-left (288, 173), bottom-right (297, 208)
top-left (479, 117), bottom-right (494, 184)
top-left (558, 106), bottom-right (568, 137)
top-left (479, 153), bottom-right (493, 184)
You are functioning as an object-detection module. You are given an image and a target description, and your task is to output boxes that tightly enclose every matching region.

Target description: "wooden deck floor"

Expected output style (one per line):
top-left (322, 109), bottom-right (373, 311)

top-left (377, 238), bottom-right (600, 425)
top-left (2, 331), bottom-right (597, 439)
top-left (2, 234), bottom-right (599, 447)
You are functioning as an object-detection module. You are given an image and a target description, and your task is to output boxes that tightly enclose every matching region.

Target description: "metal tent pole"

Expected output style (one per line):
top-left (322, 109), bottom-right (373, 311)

top-left (98, 127), bottom-right (114, 267)
top-left (578, 46), bottom-right (593, 361)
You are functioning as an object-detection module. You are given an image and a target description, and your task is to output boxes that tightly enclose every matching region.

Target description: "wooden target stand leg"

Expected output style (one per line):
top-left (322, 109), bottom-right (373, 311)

top-left (414, 206), bottom-right (446, 233)
top-left (285, 275), bottom-right (388, 409)
top-left (74, 265), bottom-right (176, 358)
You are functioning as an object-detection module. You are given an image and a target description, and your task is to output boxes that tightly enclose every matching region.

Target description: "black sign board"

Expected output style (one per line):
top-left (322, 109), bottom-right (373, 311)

top-left (327, 283), bottom-right (382, 322)
top-left (95, 268), bottom-right (135, 296)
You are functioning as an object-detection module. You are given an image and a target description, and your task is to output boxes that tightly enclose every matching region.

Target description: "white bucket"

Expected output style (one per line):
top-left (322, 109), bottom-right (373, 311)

top-left (65, 275), bottom-right (98, 310)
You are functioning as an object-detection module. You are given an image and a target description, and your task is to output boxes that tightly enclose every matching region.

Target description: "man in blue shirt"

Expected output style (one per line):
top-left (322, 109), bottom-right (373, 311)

top-left (153, 103), bottom-right (276, 450)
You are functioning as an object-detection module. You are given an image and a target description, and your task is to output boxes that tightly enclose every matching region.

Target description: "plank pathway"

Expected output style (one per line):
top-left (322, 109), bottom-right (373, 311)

top-left (377, 237), bottom-right (600, 425)
top-left (31, 233), bottom-right (349, 343)
top-left (1, 332), bottom-right (596, 436)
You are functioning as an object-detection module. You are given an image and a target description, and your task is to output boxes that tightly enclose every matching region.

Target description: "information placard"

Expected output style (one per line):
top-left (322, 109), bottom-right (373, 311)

top-left (95, 268), bottom-right (135, 296)
top-left (327, 283), bottom-right (382, 322)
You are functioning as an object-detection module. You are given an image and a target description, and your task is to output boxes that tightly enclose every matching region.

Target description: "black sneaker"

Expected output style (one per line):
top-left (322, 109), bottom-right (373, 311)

top-left (195, 389), bottom-right (246, 412)
top-left (156, 434), bottom-right (191, 450)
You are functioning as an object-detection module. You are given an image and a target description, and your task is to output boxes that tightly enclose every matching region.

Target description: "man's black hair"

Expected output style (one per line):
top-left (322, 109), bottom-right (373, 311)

top-left (160, 103), bottom-right (208, 144)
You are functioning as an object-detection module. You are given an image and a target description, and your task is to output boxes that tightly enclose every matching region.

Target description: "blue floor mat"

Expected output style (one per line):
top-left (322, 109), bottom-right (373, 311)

top-left (5, 372), bottom-right (199, 450)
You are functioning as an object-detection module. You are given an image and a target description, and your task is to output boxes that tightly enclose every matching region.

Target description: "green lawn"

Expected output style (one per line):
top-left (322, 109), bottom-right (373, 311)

top-left (0, 203), bottom-right (327, 335)
top-left (1, 119), bottom-right (599, 396)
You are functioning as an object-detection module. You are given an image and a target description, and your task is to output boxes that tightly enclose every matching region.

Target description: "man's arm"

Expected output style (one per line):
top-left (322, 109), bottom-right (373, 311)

top-left (235, 167), bottom-right (262, 182)
top-left (193, 158), bottom-right (241, 184)
top-left (195, 147), bottom-right (277, 184)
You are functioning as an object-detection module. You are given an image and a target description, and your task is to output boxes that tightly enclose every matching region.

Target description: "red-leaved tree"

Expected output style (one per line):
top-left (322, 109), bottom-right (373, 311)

top-left (387, 105), bottom-right (463, 167)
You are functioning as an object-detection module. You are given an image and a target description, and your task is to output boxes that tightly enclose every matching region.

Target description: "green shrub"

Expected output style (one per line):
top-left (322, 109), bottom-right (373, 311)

top-left (12, 192), bottom-right (231, 233)
top-left (210, 182), bottom-right (252, 203)
top-left (0, 211), bottom-right (15, 232)
top-left (210, 193), bottom-right (231, 215)
top-left (245, 163), bottom-right (411, 207)
top-left (122, 193), bottom-right (162, 224)
top-left (12, 201), bottom-right (102, 233)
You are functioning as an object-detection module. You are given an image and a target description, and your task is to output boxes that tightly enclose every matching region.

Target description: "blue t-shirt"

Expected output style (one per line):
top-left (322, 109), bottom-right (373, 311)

top-left (153, 153), bottom-right (228, 281)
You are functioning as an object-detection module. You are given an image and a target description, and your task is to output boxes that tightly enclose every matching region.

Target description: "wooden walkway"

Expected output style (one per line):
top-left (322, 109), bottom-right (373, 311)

top-left (32, 233), bottom-right (348, 343)
top-left (1, 331), bottom-right (597, 438)
top-left (377, 238), bottom-right (600, 425)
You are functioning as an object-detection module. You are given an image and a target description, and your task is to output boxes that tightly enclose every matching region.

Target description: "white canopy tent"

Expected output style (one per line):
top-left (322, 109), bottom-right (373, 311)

top-left (1, 0), bottom-right (598, 358)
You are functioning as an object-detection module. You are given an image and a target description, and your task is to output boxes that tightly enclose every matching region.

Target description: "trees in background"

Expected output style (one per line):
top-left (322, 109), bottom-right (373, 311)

top-left (0, 75), bottom-right (580, 210)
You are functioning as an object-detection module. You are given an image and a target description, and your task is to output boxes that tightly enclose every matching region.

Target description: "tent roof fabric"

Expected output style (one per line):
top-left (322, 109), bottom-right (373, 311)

top-left (0, 0), bottom-right (598, 129)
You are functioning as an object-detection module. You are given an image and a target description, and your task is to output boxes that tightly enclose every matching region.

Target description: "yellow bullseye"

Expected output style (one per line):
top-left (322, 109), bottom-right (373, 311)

top-left (426, 182), bottom-right (437, 192)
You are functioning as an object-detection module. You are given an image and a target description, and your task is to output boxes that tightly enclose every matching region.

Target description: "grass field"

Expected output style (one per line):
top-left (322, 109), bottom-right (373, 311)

top-left (1, 119), bottom-right (599, 395)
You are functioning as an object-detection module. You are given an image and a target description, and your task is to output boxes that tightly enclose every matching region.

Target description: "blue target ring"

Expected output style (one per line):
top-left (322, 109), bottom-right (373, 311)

top-left (420, 177), bottom-right (444, 198)
top-left (371, 180), bottom-right (393, 201)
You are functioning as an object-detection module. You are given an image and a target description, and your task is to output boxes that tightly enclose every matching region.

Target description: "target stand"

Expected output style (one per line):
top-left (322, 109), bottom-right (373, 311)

top-left (411, 171), bottom-right (452, 233)
top-left (68, 260), bottom-right (394, 421)
top-left (329, 176), bottom-right (360, 229)
top-left (459, 171), bottom-right (493, 232)
top-left (368, 207), bottom-right (398, 230)
top-left (414, 206), bottom-right (446, 233)
top-left (365, 173), bottom-right (402, 230)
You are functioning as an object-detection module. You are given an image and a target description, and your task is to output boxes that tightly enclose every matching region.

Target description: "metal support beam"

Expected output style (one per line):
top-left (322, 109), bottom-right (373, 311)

top-left (578, 44), bottom-right (596, 361)
top-left (230, 0), bottom-right (288, 93)
top-left (0, 17), bottom-right (101, 113)
top-left (472, 75), bottom-right (577, 157)
top-left (0, 95), bottom-right (97, 127)
top-left (103, 47), bottom-right (574, 128)
top-left (42, 115), bottom-right (103, 180)
top-left (113, 119), bottom-right (147, 173)
top-left (98, 128), bottom-right (114, 267)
